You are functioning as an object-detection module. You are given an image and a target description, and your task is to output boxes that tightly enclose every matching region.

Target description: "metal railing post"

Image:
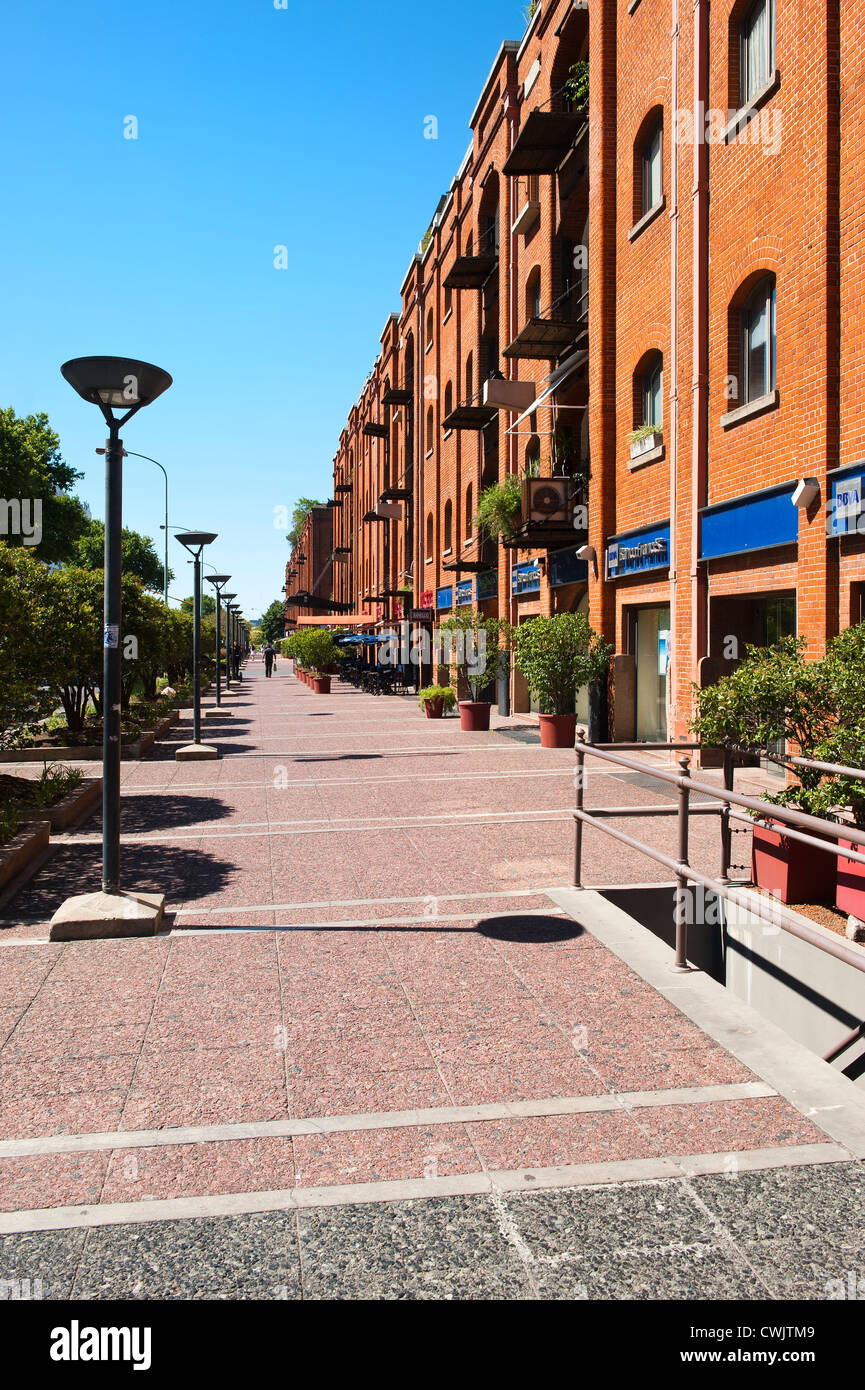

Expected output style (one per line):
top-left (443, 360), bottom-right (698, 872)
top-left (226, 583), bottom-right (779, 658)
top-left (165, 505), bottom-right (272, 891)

top-left (719, 747), bottom-right (733, 884)
top-left (674, 754), bottom-right (692, 971)
top-left (574, 731), bottom-right (586, 887)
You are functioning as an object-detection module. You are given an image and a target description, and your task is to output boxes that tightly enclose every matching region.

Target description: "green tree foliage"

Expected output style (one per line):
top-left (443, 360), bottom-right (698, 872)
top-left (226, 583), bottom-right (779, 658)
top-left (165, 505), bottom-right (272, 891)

top-left (439, 610), bottom-right (513, 701)
top-left (513, 613), bottom-right (611, 716)
top-left (180, 593), bottom-right (216, 616)
top-left (288, 498), bottom-right (325, 546)
top-left (74, 519), bottom-right (173, 593)
top-left (259, 600), bottom-right (286, 645)
top-left (0, 407), bottom-right (90, 564)
top-left (0, 549), bottom-right (57, 747)
top-left (473, 475), bottom-right (522, 541)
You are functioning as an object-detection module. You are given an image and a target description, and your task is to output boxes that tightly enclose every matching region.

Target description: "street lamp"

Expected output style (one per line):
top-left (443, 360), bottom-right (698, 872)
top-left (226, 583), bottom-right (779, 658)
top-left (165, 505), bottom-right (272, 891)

top-left (228, 604), bottom-right (241, 682)
top-left (175, 531), bottom-right (218, 760)
top-left (206, 574), bottom-right (232, 716)
top-left (52, 356), bottom-right (172, 940)
top-left (221, 594), bottom-right (237, 687)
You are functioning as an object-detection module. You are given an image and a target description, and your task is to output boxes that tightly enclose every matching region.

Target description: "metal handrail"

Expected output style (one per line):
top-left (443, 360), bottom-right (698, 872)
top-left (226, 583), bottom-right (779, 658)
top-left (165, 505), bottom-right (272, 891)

top-left (573, 734), bottom-right (865, 982)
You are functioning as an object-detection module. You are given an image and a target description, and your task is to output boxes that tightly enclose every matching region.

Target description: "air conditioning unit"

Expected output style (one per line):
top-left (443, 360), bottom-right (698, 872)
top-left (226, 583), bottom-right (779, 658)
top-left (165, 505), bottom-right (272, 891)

top-left (521, 476), bottom-right (572, 526)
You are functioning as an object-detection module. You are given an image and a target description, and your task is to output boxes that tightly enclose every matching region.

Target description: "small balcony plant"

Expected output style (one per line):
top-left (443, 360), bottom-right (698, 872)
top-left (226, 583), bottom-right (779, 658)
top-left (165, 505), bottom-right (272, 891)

top-left (628, 424), bottom-right (664, 462)
top-left (513, 612), bottom-right (611, 747)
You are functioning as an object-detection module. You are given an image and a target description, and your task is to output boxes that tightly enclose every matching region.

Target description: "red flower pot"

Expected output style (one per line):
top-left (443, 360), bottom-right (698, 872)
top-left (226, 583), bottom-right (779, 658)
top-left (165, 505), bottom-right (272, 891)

top-left (539, 713), bottom-right (577, 749)
top-left (752, 820), bottom-right (837, 905)
top-left (313, 676), bottom-right (331, 695)
top-left (836, 838), bottom-right (865, 918)
top-left (423, 698), bottom-right (444, 719)
top-left (459, 701), bottom-right (492, 732)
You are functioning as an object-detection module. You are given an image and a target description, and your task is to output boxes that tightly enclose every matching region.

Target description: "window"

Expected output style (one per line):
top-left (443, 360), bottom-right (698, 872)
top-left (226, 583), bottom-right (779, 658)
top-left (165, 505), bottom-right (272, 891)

top-left (742, 276), bottom-right (776, 403)
top-left (740, 0), bottom-right (775, 106)
top-left (526, 268), bottom-right (542, 321)
top-left (465, 484), bottom-right (473, 539)
top-left (641, 118), bottom-right (663, 215)
top-left (642, 357), bottom-right (663, 427)
top-left (444, 500), bottom-right (453, 552)
top-left (525, 437), bottom-right (541, 477)
top-left (426, 513), bottom-right (434, 562)
top-left (426, 309), bottom-right (434, 351)
top-left (465, 352), bottom-right (473, 401)
top-left (444, 381), bottom-right (453, 420)
top-left (426, 406), bottom-right (434, 455)
top-left (444, 284), bottom-right (453, 319)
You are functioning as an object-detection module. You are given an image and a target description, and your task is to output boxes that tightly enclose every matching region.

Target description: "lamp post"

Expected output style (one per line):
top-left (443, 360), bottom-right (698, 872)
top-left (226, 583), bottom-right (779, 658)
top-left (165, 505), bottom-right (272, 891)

top-left (228, 604), bottom-right (242, 680)
top-left (221, 594), bottom-right (237, 687)
top-left (52, 356), bottom-right (172, 940)
top-left (175, 532), bottom-right (218, 761)
top-left (206, 575), bottom-right (232, 716)
top-left (125, 453), bottom-right (170, 606)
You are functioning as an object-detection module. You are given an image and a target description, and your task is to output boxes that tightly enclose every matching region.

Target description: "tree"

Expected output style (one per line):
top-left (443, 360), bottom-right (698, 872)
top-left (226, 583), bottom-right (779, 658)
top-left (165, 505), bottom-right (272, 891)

top-left (180, 593), bottom-right (216, 616)
top-left (0, 407), bottom-right (90, 564)
top-left (288, 498), bottom-right (325, 546)
top-left (259, 600), bottom-right (286, 645)
top-left (46, 567), bottom-right (104, 731)
top-left (0, 549), bottom-right (57, 747)
top-left (74, 519), bottom-right (173, 593)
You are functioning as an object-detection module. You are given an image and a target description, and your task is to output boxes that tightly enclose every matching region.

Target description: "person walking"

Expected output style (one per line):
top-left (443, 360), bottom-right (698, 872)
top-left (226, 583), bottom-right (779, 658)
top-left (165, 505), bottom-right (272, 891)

top-left (263, 642), bottom-right (275, 678)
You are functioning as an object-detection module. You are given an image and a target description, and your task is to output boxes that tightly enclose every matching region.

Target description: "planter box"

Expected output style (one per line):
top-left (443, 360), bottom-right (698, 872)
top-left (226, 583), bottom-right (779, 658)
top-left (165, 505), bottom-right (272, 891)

top-left (629, 431), bottom-right (663, 461)
top-left (836, 837), bottom-right (865, 919)
top-left (459, 701), bottom-right (492, 732)
top-left (20, 778), bottom-right (101, 832)
top-left (0, 821), bottom-right (50, 893)
top-left (539, 713), bottom-right (577, 748)
top-left (313, 676), bottom-right (332, 695)
top-left (752, 820), bottom-right (837, 905)
top-left (1, 709), bottom-right (179, 764)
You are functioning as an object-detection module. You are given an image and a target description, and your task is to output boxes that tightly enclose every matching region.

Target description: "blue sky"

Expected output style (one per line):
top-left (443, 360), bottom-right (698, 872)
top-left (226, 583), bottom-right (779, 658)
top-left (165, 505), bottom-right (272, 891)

top-left (1, 0), bottom-right (528, 618)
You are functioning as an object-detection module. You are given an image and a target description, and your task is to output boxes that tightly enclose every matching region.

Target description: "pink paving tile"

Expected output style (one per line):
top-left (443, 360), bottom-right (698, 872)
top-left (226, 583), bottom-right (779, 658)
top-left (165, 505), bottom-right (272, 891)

top-left (635, 1097), bottom-right (824, 1153)
top-left (466, 1110), bottom-right (664, 1170)
top-left (1, 1089), bottom-right (128, 1139)
top-left (0, 1151), bottom-right (109, 1212)
top-left (292, 1123), bottom-right (481, 1188)
top-left (0, 1054), bottom-right (140, 1099)
top-left (289, 1067), bottom-right (453, 1118)
top-left (120, 1080), bottom-right (289, 1130)
top-left (434, 1045), bottom-right (606, 1105)
top-left (587, 1046), bottom-right (754, 1091)
top-left (101, 1137), bottom-right (295, 1203)
top-left (1, 1023), bottom-right (148, 1062)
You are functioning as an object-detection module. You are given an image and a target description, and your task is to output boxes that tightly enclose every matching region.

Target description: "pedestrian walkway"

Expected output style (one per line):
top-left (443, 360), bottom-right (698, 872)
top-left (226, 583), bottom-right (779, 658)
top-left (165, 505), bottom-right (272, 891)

top-left (0, 665), bottom-right (863, 1299)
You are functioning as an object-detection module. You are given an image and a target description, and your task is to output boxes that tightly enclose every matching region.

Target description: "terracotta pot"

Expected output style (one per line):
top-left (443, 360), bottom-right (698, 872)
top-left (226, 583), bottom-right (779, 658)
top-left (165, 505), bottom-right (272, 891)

top-left (752, 819), bottom-right (837, 905)
top-left (836, 837), bottom-right (865, 918)
top-left (459, 701), bottom-right (492, 732)
top-left (539, 713), bottom-right (577, 749)
top-left (423, 698), bottom-right (444, 719)
top-left (313, 676), bottom-right (331, 695)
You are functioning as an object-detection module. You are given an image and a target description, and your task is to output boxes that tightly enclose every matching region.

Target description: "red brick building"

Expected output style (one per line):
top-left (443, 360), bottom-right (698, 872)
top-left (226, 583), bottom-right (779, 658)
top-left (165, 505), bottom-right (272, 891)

top-left (283, 504), bottom-right (335, 633)
top-left (314, 0), bottom-right (862, 739)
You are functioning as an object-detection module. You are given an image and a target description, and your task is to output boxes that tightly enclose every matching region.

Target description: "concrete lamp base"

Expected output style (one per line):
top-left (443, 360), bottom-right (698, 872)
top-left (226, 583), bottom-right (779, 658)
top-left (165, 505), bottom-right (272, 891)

top-left (49, 890), bottom-right (165, 942)
top-left (176, 743), bottom-right (220, 761)
top-left (204, 708), bottom-right (233, 719)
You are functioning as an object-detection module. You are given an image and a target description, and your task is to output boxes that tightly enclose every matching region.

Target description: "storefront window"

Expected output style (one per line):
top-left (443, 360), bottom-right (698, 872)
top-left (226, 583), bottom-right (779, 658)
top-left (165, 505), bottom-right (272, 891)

top-left (635, 606), bottom-right (670, 742)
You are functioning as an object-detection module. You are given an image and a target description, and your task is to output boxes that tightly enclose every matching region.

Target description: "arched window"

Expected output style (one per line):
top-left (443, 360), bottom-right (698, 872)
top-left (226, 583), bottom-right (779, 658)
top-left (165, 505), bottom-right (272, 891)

top-left (465, 352), bottom-right (473, 401)
top-left (426, 309), bottom-right (434, 350)
top-left (465, 484), bottom-right (473, 539)
top-left (426, 512), bottom-right (434, 562)
top-left (444, 381), bottom-right (453, 420)
top-left (640, 115), bottom-right (663, 217)
top-left (426, 406), bottom-right (434, 455)
top-left (741, 275), bottom-right (776, 403)
top-left (640, 353), bottom-right (664, 428)
top-left (739, 0), bottom-right (775, 106)
top-left (526, 267), bottom-right (542, 321)
top-left (444, 500), bottom-right (453, 553)
top-left (444, 284), bottom-right (453, 318)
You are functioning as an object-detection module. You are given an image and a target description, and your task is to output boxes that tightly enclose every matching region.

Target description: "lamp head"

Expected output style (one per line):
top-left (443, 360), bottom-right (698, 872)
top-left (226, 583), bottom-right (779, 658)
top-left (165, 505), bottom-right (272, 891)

top-left (61, 357), bottom-right (172, 424)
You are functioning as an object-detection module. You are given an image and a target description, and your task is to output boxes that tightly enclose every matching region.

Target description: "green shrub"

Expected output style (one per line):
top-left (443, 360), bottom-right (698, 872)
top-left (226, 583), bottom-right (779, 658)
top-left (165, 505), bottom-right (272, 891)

top-left (439, 610), bottom-right (512, 701)
top-left (473, 475), bottom-right (522, 541)
top-left (513, 613), bottom-right (611, 716)
top-left (418, 685), bottom-right (456, 712)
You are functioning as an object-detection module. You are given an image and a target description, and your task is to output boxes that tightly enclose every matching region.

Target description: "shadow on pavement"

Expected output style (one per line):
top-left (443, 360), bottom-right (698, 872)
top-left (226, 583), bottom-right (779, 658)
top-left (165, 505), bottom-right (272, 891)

top-left (476, 914), bottom-right (583, 943)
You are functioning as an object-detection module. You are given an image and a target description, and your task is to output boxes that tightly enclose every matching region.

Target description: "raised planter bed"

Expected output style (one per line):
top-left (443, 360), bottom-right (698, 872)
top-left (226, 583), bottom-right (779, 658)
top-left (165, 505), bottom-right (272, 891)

top-left (0, 821), bottom-right (50, 893)
top-left (1, 708), bottom-right (181, 763)
top-left (836, 838), bottom-right (865, 919)
top-left (19, 778), bottom-right (102, 832)
top-left (752, 819), bottom-right (837, 906)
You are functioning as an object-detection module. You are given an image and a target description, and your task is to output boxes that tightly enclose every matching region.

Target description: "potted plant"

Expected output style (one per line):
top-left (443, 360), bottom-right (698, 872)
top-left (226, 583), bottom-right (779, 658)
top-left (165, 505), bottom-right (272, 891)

top-left (513, 613), bottom-right (611, 748)
top-left (628, 424), bottom-right (664, 462)
top-left (298, 628), bottom-right (340, 694)
top-left (439, 610), bottom-right (510, 732)
top-left (691, 637), bottom-right (841, 904)
top-left (418, 685), bottom-right (456, 719)
top-left (472, 475), bottom-right (523, 543)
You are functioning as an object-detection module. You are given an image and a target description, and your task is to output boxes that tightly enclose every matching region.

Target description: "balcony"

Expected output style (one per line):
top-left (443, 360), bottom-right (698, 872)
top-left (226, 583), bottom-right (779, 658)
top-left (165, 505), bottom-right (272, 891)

top-left (380, 484), bottom-right (412, 502)
top-left (441, 387), bottom-right (497, 433)
top-left (502, 109), bottom-right (588, 177)
top-left (362, 422), bottom-right (388, 440)
top-left (501, 475), bottom-right (588, 552)
top-left (335, 481), bottom-right (353, 494)
top-left (382, 385), bottom-right (412, 407)
top-left (443, 254), bottom-right (498, 292)
top-left (504, 282), bottom-right (588, 362)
